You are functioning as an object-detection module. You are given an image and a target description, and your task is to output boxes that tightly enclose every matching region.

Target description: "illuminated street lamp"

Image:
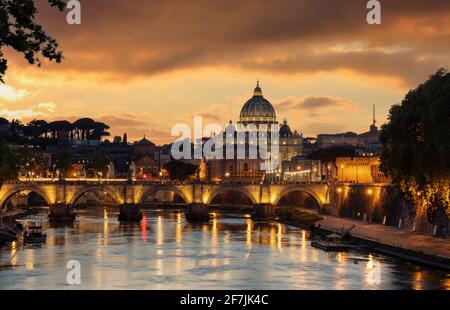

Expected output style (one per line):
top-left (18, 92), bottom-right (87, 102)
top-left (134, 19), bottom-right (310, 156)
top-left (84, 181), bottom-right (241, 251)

top-left (367, 189), bottom-right (373, 195)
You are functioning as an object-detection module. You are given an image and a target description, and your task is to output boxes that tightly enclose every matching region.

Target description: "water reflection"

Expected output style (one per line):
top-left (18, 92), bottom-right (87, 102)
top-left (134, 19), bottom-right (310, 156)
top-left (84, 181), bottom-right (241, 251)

top-left (0, 208), bottom-right (449, 290)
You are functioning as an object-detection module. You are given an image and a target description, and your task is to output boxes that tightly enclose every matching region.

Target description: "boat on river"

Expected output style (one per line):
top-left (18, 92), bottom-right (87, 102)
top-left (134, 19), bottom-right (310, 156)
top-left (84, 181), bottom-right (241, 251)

top-left (23, 223), bottom-right (47, 245)
top-left (311, 225), bottom-right (357, 252)
top-left (311, 233), bottom-right (354, 251)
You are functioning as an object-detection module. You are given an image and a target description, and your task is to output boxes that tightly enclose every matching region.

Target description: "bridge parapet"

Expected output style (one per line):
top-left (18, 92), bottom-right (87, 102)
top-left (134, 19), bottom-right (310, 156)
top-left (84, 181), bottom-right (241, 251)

top-left (1, 180), bottom-right (332, 213)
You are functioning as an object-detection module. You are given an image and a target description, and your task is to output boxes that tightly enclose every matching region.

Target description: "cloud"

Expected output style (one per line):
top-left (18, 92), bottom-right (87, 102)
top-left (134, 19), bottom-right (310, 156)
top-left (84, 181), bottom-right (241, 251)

top-left (0, 102), bottom-right (56, 120)
top-left (276, 95), bottom-right (359, 111)
top-left (0, 84), bottom-right (29, 101)
top-left (3, 0), bottom-right (442, 88)
top-left (95, 114), bottom-right (173, 144)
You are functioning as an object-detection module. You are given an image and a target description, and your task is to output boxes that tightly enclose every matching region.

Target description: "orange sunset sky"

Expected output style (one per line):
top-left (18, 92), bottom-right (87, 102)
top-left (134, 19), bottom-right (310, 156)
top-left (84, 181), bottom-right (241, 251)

top-left (1, 0), bottom-right (450, 144)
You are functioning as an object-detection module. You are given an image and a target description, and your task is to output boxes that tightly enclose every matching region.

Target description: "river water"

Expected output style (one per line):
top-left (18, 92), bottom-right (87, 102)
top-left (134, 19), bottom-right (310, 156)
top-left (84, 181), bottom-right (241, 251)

top-left (0, 208), bottom-right (449, 290)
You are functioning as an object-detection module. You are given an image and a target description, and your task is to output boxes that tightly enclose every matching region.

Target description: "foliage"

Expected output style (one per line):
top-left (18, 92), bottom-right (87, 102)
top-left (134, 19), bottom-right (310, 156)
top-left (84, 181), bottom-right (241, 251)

top-left (85, 149), bottom-right (111, 177)
top-left (52, 148), bottom-right (72, 175)
top-left (0, 117), bottom-right (111, 145)
top-left (163, 160), bottom-right (198, 181)
top-left (380, 69), bottom-right (450, 224)
top-left (276, 207), bottom-right (323, 228)
top-left (15, 145), bottom-right (47, 176)
top-left (0, 139), bottom-right (17, 182)
top-left (307, 146), bottom-right (356, 163)
top-left (0, 0), bottom-right (65, 82)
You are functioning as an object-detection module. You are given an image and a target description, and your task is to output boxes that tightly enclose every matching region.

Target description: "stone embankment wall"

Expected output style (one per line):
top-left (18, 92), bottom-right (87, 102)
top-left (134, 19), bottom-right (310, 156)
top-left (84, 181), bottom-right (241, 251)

top-left (331, 184), bottom-right (449, 237)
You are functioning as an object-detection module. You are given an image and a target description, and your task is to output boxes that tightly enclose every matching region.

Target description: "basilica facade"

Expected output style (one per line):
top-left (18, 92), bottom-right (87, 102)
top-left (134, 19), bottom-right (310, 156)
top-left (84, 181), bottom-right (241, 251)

top-left (205, 82), bottom-right (303, 182)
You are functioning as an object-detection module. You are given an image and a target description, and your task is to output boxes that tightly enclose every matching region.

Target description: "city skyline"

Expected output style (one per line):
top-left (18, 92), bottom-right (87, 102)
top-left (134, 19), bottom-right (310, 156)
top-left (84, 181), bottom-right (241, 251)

top-left (1, 0), bottom-right (450, 144)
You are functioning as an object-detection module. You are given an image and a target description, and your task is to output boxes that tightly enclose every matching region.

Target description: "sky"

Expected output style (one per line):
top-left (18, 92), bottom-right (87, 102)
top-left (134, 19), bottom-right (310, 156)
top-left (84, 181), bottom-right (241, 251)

top-left (1, 0), bottom-right (450, 144)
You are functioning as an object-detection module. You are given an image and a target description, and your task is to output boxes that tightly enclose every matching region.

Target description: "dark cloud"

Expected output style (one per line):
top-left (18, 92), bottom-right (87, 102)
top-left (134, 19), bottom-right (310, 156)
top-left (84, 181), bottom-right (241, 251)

top-left (276, 96), bottom-right (358, 111)
top-left (8, 0), bottom-right (447, 86)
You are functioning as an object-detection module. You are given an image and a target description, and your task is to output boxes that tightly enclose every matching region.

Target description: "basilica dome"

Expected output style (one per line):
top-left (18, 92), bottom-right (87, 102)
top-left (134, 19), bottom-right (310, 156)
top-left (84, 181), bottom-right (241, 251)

top-left (280, 120), bottom-right (293, 137)
top-left (239, 82), bottom-right (277, 124)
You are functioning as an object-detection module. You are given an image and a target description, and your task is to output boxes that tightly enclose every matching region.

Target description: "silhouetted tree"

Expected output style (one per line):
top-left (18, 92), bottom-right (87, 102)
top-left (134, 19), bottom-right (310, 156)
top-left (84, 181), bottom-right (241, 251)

top-left (48, 120), bottom-right (72, 139)
top-left (380, 69), bottom-right (450, 230)
top-left (0, 0), bottom-right (65, 82)
top-left (90, 122), bottom-right (110, 141)
top-left (123, 133), bottom-right (128, 145)
top-left (27, 119), bottom-right (49, 139)
top-left (52, 148), bottom-right (72, 177)
top-left (163, 160), bottom-right (198, 181)
top-left (307, 146), bottom-right (356, 163)
top-left (73, 118), bottom-right (95, 140)
top-left (15, 145), bottom-right (47, 177)
top-left (0, 139), bottom-right (17, 183)
top-left (0, 117), bottom-right (9, 126)
top-left (86, 150), bottom-right (111, 178)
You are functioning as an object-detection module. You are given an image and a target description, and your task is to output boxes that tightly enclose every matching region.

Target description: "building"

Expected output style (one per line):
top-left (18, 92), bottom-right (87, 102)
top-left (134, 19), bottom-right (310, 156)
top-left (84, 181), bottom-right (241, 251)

top-left (133, 136), bottom-right (156, 158)
top-left (205, 82), bottom-right (303, 182)
top-left (282, 158), bottom-right (324, 183)
top-left (279, 120), bottom-right (303, 162)
top-left (316, 105), bottom-right (382, 154)
top-left (133, 156), bottom-right (159, 179)
top-left (336, 156), bottom-right (391, 184)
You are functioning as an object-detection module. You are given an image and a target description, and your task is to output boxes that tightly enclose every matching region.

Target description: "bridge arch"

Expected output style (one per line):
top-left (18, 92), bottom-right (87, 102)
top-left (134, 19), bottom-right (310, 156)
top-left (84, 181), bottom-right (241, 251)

top-left (140, 186), bottom-right (188, 204)
top-left (206, 187), bottom-right (257, 205)
top-left (273, 187), bottom-right (323, 211)
top-left (69, 186), bottom-right (123, 205)
top-left (0, 186), bottom-right (52, 211)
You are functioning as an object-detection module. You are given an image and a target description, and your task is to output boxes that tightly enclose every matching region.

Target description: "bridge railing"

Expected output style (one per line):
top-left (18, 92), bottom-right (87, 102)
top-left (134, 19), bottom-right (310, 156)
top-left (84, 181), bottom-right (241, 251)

top-left (2, 178), bottom-right (328, 186)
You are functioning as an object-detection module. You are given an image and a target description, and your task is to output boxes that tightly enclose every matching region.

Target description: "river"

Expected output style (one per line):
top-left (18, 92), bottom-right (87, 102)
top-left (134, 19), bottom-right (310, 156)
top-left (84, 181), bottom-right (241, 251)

top-left (0, 208), bottom-right (449, 290)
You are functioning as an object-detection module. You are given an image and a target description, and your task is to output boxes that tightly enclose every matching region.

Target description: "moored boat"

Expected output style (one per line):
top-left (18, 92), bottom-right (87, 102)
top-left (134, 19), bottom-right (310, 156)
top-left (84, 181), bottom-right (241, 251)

top-left (23, 223), bottom-right (47, 245)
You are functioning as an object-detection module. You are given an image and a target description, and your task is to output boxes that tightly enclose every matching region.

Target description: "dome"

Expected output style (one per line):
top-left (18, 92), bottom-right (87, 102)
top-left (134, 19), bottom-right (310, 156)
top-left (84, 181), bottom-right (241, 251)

top-left (280, 120), bottom-right (292, 137)
top-left (239, 82), bottom-right (277, 123)
top-left (225, 120), bottom-right (236, 133)
top-left (135, 136), bottom-right (154, 146)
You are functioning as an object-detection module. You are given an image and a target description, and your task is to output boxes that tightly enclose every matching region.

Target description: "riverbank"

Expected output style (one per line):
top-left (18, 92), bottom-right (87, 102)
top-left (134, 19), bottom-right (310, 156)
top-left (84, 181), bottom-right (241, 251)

top-left (276, 207), bottom-right (324, 229)
top-left (312, 213), bottom-right (450, 271)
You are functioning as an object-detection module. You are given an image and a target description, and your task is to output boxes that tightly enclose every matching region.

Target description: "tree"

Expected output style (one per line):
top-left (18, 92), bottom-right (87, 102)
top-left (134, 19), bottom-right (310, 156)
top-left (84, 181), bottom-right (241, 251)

top-left (15, 145), bottom-right (48, 177)
top-left (380, 69), bottom-right (450, 231)
top-left (48, 120), bottom-right (72, 139)
top-left (27, 119), bottom-right (49, 139)
top-left (0, 0), bottom-right (65, 83)
top-left (163, 160), bottom-right (198, 181)
top-left (0, 139), bottom-right (17, 183)
top-left (52, 148), bottom-right (72, 177)
top-left (73, 118), bottom-right (95, 140)
top-left (123, 133), bottom-right (128, 145)
top-left (90, 122), bottom-right (110, 141)
top-left (307, 146), bottom-right (356, 163)
top-left (0, 117), bottom-right (9, 126)
top-left (85, 149), bottom-right (111, 178)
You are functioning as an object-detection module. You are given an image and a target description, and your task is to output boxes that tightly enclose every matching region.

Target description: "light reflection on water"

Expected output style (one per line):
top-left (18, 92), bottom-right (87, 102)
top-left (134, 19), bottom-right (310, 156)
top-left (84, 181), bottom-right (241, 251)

top-left (0, 208), bottom-right (449, 290)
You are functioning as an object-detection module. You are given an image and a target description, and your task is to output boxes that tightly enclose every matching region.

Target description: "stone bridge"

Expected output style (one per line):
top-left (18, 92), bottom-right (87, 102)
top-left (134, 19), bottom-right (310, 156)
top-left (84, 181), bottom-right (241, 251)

top-left (0, 180), bottom-right (331, 212)
top-left (0, 180), bottom-right (329, 209)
